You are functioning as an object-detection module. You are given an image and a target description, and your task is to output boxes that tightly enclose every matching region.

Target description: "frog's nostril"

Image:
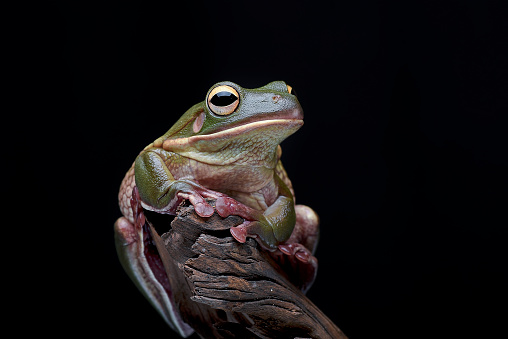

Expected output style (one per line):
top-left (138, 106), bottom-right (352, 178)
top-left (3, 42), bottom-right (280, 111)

top-left (272, 95), bottom-right (281, 103)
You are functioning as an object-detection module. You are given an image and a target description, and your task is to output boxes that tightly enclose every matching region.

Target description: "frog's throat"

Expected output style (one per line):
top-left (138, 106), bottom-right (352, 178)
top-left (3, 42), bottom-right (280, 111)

top-left (160, 119), bottom-right (303, 165)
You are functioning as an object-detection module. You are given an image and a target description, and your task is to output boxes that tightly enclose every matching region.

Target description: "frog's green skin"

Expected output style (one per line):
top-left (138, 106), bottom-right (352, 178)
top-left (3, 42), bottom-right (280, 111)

top-left (114, 81), bottom-right (319, 336)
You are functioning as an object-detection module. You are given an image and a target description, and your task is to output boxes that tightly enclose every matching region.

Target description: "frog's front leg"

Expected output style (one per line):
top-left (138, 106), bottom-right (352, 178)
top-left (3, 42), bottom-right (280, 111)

top-left (215, 174), bottom-right (296, 251)
top-left (215, 177), bottom-right (319, 292)
top-left (279, 204), bottom-right (320, 261)
top-left (215, 174), bottom-right (320, 258)
top-left (135, 148), bottom-right (225, 217)
top-left (276, 204), bottom-right (319, 292)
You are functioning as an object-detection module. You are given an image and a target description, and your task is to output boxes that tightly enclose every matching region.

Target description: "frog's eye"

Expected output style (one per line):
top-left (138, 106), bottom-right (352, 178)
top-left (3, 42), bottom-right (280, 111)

top-left (207, 85), bottom-right (240, 115)
top-left (287, 85), bottom-right (297, 96)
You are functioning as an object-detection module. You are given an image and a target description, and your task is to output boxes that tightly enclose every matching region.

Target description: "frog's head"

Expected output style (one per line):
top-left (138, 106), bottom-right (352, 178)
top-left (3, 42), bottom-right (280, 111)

top-left (155, 81), bottom-right (303, 166)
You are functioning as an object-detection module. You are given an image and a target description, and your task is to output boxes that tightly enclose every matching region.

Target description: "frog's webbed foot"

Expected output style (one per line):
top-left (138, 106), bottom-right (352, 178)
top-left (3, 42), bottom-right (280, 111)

top-left (215, 197), bottom-right (260, 240)
top-left (228, 220), bottom-right (278, 250)
top-left (214, 196), bottom-right (320, 293)
top-left (278, 243), bottom-right (315, 263)
top-left (214, 196), bottom-right (280, 250)
top-left (229, 219), bottom-right (319, 293)
top-left (150, 178), bottom-right (227, 218)
top-left (214, 196), bottom-right (262, 220)
top-left (270, 244), bottom-right (318, 293)
top-left (177, 187), bottom-right (225, 218)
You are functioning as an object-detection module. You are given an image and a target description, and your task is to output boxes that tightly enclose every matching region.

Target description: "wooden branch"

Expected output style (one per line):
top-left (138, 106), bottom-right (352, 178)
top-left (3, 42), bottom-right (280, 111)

top-left (150, 199), bottom-right (347, 339)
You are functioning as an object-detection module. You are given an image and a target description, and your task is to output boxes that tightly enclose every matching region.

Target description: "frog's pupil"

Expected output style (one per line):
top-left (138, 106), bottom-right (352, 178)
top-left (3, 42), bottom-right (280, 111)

top-left (211, 91), bottom-right (237, 107)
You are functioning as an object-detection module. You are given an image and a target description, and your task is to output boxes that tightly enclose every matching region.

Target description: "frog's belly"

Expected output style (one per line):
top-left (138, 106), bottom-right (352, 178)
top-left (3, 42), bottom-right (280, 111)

top-left (165, 156), bottom-right (276, 210)
top-left (189, 159), bottom-right (274, 193)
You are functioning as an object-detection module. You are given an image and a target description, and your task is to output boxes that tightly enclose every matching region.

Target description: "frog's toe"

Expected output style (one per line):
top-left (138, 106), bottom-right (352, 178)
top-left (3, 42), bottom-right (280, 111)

top-left (295, 249), bottom-right (311, 262)
top-left (230, 221), bottom-right (250, 243)
top-left (230, 220), bottom-right (279, 251)
top-left (179, 192), bottom-right (214, 217)
top-left (215, 196), bottom-right (237, 218)
top-left (194, 202), bottom-right (214, 217)
top-left (278, 243), bottom-right (314, 263)
top-left (278, 243), bottom-right (298, 255)
top-left (274, 243), bottom-right (318, 293)
top-left (216, 196), bottom-right (263, 220)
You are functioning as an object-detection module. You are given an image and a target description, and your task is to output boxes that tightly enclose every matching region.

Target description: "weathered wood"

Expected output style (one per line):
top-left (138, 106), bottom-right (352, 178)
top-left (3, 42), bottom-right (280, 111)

top-left (150, 200), bottom-right (347, 339)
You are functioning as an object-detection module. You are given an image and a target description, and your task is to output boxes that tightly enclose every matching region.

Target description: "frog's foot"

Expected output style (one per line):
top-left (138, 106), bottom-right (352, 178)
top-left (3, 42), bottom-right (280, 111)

top-left (273, 242), bottom-right (318, 293)
top-left (215, 197), bottom-right (260, 242)
top-left (278, 243), bottom-right (314, 263)
top-left (178, 192), bottom-right (215, 217)
top-left (215, 197), bottom-right (280, 250)
top-left (228, 220), bottom-right (249, 243)
top-left (229, 220), bottom-right (280, 251)
top-left (177, 187), bottom-right (228, 218)
top-left (214, 196), bottom-right (262, 220)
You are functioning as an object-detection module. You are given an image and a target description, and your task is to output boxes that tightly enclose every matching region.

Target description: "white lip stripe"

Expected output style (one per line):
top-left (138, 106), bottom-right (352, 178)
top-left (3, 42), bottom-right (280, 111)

top-left (163, 119), bottom-right (303, 150)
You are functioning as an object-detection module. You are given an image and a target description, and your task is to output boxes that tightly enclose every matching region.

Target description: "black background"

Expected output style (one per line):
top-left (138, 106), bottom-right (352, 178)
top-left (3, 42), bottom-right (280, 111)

top-left (17, 1), bottom-right (507, 338)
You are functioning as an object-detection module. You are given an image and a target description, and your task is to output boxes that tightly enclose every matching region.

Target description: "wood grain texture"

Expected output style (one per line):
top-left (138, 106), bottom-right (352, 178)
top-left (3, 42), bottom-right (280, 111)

top-left (150, 200), bottom-right (347, 338)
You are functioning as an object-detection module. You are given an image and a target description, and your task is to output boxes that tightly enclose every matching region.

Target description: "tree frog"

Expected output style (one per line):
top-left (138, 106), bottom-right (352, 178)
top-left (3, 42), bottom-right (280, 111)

top-left (114, 81), bottom-right (319, 336)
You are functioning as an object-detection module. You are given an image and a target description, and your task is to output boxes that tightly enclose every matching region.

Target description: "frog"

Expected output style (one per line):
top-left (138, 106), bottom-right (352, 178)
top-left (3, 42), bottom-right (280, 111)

top-left (114, 81), bottom-right (319, 337)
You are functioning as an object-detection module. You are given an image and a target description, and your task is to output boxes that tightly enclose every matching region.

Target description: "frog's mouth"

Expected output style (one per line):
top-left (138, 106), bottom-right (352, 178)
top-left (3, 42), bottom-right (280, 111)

top-left (212, 105), bottom-right (304, 133)
top-left (162, 117), bottom-right (303, 152)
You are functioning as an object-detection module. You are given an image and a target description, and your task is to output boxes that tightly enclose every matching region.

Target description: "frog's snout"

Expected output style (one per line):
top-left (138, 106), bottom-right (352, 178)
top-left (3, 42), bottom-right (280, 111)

top-left (273, 94), bottom-right (304, 120)
top-left (289, 101), bottom-right (304, 120)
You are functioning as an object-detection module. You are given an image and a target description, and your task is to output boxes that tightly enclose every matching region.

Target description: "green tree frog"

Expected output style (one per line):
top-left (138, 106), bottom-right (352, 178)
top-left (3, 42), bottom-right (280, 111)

top-left (114, 81), bottom-right (319, 337)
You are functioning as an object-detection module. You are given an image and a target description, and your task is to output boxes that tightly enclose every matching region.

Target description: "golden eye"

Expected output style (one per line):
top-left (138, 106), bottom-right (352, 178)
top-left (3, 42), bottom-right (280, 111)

top-left (287, 85), bottom-right (297, 96)
top-left (207, 85), bottom-right (240, 115)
